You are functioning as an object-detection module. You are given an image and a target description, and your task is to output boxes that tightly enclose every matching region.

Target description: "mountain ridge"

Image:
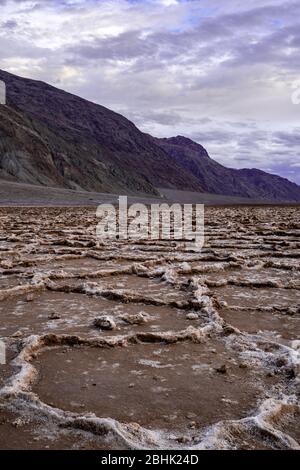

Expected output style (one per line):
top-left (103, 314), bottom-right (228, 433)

top-left (155, 135), bottom-right (300, 201)
top-left (0, 69), bottom-right (300, 202)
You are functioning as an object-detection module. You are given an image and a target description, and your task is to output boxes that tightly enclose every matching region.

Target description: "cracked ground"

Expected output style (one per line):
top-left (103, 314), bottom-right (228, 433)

top-left (0, 206), bottom-right (299, 450)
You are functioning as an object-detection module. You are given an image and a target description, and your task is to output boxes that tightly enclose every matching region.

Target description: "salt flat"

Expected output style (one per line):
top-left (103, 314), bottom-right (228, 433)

top-left (0, 206), bottom-right (299, 450)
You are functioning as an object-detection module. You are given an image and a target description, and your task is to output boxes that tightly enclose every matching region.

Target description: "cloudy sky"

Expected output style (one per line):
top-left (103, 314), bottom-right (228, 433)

top-left (1, 0), bottom-right (300, 183)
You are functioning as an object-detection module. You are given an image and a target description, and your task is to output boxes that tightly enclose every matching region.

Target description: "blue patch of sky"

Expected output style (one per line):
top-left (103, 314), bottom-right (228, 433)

top-left (168, 3), bottom-right (219, 33)
top-left (271, 19), bottom-right (284, 27)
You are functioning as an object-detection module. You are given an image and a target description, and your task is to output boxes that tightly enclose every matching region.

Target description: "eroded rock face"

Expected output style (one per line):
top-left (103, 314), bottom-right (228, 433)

top-left (0, 205), bottom-right (299, 450)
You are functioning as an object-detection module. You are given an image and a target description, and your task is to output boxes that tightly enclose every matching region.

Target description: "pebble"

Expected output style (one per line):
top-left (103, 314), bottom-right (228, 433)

top-left (186, 412), bottom-right (197, 419)
top-left (215, 364), bottom-right (227, 374)
top-left (26, 293), bottom-right (35, 302)
top-left (12, 330), bottom-right (23, 338)
top-left (48, 312), bottom-right (61, 320)
top-left (239, 362), bottom-right (248, 369)
top-left (188, 421), bottom-right (197, 429)
top-left (186, 313), bottom-right (199, 320)
top-left (93, 316), bottom-right (116, 330)
top-left (177, 436), bottom-right (190, 444)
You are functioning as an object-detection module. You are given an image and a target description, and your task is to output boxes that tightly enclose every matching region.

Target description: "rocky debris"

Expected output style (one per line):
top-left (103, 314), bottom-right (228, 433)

top-left (291, 340), bottom-right (300, 351)
top-left (120, 312), bottom-right (150, 325)
top-left (239, 362), bottom-right (248, 369)
top-left (223, 325), bottom-right (239, 336)
top-left (1, 260), bottom-right (13, 269)
top-left (26, 293), bottom-right (35, 302)
top-left (48, 312), bottom-right (61, 320)
top-left (215, 364), bottom-right (227, 374)
top-left (93, 316), bottom-right (116, 330)
top-left (11, 330), bottom-right (24, 338)
top-left (186, 312), bottom-right (199, 320)
top-left (186, 412), bottom-right (197, 420)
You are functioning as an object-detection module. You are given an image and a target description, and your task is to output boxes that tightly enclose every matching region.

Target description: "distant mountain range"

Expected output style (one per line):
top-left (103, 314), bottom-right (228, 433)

top-left (1, 69), bottom-right (300, 202)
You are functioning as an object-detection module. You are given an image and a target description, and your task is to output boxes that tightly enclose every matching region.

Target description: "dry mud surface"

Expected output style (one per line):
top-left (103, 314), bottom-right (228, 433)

top-left (0, 206), bottom-right (299, 450)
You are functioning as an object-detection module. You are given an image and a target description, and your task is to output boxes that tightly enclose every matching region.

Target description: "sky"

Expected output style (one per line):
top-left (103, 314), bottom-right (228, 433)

top-left (0, 0), bottom-right (300, 183)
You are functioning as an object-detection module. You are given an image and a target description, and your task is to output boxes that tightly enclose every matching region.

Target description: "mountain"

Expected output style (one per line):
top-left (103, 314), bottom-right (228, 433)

top-left (155, 136), bottom-right (300, 201)
top-left (0, 69), bottom-right (202, 195)
top-left (0, 69), bottom-right (300, 202)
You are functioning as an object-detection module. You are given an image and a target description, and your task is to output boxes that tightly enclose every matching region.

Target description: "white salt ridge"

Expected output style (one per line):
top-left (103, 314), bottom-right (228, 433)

top-left (0, 216), bottom-right (299, 449)
top-left (2, 321), bottom-right (299, 450)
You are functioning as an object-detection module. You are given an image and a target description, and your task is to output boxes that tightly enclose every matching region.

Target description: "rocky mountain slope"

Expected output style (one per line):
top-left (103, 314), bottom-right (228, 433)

top-left (0, 69), bottom-right (300, 202)
top-left (156, 136), bottom-right (300, 201)
top-left (0, 69), bottom-right (202, 196)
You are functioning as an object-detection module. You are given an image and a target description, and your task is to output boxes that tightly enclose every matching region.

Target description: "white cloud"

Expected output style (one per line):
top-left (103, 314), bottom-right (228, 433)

top-left (0, 0), bottom-right (300, 183)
